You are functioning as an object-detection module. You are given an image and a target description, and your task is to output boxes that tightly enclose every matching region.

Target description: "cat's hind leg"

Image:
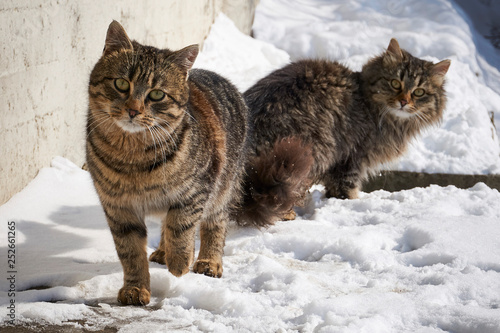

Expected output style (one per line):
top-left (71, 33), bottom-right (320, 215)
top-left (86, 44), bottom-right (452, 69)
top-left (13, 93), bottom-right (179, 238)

top-left (149, 218), bottom-right (167, 265)
top-left (281, 209), bottom-right (297, 220)
top-left (149, 239), bottom-right (167, 265)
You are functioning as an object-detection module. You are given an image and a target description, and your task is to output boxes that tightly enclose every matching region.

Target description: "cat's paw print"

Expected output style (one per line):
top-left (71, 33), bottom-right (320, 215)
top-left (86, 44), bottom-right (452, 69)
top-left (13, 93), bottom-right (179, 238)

top-left (118, 286), bottom-right (150, 306)
top-left (193, 259), bottom-right (223, 278)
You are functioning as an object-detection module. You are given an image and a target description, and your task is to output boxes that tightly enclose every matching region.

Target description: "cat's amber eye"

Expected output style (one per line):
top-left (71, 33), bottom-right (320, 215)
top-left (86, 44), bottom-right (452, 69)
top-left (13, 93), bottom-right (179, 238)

top-left (390, 79), bottom-right (402, 90)
top-left (114, 79), bottom-right (130, 93)
top-left (413, 88), bottom-right (425, 97)
top-left (148, 90), bottom-right (165, 101)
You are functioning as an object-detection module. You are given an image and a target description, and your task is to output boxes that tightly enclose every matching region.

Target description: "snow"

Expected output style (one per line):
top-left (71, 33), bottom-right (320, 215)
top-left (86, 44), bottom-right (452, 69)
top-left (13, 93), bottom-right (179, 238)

top-left (1, 0), bottom-right (500, 331)
top-left (1, 158), bottom-right (500, 331)
top-left (194, 14), bottom-right (290, 92)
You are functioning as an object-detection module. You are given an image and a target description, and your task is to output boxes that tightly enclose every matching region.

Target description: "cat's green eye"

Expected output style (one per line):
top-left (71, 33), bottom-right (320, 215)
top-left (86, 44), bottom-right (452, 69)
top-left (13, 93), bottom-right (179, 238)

top-left (114, 79), bottom-right (130, 93)
top-left (413, 88), bottom-right (425, 97)
top-left (148, 90), bottom-right (165, 101)
top-left (390, 79), bottom-right (402, 90)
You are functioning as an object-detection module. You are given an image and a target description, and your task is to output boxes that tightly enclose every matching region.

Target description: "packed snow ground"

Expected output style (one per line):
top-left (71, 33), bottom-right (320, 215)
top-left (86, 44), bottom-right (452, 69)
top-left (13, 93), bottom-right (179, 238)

top-left (1, 0), bottom-right (500, 332)
top-left (1, 158), bottom-right (499, 332)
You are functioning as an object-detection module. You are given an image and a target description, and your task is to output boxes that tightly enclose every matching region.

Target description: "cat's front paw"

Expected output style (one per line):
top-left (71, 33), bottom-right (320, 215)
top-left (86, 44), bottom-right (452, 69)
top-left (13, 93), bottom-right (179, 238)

top-left (118, 286), bottom-right (150, 306)
top-left (149, 249), bottom-right (166, 265)
top-left (193, 259), bottom-right (223, 278)
top-left (166, 256), bottom-right (192, 277)
top-left (165, 247), bottom-right (194, 277)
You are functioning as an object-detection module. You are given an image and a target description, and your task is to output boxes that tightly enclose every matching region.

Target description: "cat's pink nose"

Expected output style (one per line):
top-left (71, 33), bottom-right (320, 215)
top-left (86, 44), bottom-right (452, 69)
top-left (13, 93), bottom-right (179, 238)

top-left (128, 109), bottom-right (140, 118)
top-left (400, 99), bottom-right (408, 107)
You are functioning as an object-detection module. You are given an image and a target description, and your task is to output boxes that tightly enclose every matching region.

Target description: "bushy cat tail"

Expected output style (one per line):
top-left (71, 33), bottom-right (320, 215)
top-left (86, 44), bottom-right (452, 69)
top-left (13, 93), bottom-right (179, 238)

top-left (235, 137), bottom-right (313, 228)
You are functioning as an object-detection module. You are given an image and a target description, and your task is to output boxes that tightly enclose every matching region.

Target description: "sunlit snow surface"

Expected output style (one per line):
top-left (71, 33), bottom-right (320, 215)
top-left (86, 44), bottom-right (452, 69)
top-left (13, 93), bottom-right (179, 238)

top-left (1, 1), bottom-right (500, 331)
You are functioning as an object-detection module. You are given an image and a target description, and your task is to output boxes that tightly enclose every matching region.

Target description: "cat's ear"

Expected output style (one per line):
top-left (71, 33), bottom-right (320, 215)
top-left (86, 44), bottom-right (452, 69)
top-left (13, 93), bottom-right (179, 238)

top-left (386, 38), bottom-right (403, 60)
top-left (430, 60), bottom-right (451, 85)
top-left (173, 44), bottom-right (199, 72)
top-left (387, 38), bottom-right (403, 59)
top-left (103, 20), bottom-right (133, 57)
top-left (431, 59), bottom-right (451, 76)
top-left (383, 38), bottom-right (404, 67)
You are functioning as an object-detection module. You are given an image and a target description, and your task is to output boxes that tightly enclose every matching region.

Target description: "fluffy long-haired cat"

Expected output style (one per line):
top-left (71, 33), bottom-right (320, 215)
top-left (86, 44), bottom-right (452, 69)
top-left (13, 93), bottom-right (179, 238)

top-left (237, 39), bottom-right (450, 227)
top-left (86, 21), bottom-right (248, 305)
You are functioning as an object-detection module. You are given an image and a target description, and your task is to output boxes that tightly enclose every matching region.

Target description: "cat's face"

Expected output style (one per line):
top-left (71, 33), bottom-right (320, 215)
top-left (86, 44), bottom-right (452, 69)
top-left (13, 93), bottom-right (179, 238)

top-left (89, 21), bottom-right (198, 134)
top-left (363, 39), bottom-right (450, 123)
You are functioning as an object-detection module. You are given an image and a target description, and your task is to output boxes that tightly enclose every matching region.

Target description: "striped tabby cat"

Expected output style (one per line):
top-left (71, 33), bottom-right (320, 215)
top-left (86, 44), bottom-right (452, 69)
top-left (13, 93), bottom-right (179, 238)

top-left (238, 39), bottom-right (450, 227)
top-left (86, 21), bottom-right (248, 305)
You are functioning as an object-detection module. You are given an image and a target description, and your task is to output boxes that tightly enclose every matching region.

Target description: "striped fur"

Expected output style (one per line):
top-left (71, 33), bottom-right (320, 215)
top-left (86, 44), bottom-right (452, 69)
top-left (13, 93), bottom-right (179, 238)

top-left (238, 39), bottom-right (450, 227)
top-left (86, 21), bottom-right (248, 305)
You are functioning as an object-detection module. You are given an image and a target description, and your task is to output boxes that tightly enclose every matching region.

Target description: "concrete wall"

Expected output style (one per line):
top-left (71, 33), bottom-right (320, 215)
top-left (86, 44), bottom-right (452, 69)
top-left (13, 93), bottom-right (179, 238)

top-left (0, 0), bottom-right (258, 204)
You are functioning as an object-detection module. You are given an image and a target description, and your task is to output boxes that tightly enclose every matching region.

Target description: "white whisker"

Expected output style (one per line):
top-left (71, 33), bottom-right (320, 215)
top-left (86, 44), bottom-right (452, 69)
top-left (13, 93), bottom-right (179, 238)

top-left (87, 112), bottom-right (113, 139)
top-left (156, 121), bottom-right (179, 151)
top-left (149, 125), bottom-right (171, 179)
top-left (183, 109), bottom-right (198, 124)
top-left (151, 126), bottom-right (168, 161)
top-left (147, 127), bottom-right (158, 167)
